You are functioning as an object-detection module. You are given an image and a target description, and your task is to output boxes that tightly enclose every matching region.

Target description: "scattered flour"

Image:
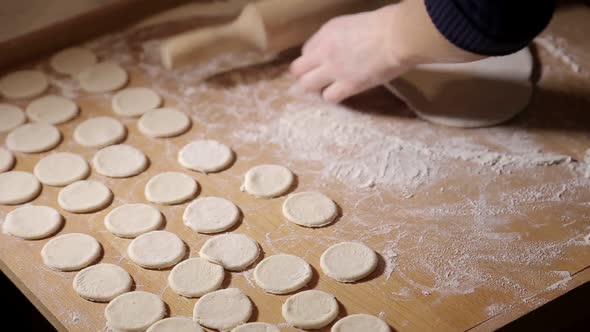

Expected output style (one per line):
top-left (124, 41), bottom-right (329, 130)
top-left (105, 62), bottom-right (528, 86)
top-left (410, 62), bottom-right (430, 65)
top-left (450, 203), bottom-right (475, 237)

top-left (536, 35), bottom-right (584, 75)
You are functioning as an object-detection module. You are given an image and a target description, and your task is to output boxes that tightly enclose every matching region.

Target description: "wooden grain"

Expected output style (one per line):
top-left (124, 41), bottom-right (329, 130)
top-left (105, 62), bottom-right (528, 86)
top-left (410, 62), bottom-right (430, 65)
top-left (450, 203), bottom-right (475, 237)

top-left (1, 3), bottom-right (590, 332)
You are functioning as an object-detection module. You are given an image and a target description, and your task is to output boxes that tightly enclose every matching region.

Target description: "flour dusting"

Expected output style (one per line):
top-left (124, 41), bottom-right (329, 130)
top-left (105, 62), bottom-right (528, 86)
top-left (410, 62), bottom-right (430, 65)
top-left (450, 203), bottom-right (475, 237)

top-left (536, 35), bottom-right (585, 75)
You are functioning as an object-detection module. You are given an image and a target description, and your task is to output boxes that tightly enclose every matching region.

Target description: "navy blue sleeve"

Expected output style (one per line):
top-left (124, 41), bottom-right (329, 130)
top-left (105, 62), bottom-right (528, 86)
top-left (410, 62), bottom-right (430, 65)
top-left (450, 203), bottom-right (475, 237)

top-left (425, 0), bottom-right (556, 56)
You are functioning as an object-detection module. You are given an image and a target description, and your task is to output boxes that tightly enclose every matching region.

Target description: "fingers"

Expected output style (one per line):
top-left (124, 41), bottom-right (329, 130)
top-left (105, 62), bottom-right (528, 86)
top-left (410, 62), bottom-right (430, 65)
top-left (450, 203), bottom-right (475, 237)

top-left (299, 67), bottom-right (333, 93)
top-left (290, 53), bottom-right (321, 78)
top-left (322, 81), bottom-right (360, 104)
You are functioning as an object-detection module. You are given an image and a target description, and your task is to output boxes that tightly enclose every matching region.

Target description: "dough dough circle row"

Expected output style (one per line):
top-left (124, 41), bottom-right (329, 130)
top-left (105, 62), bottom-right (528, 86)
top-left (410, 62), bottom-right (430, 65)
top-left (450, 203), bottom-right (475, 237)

top-left (147, 317), bottom-right (204, 332)
top-left (199, 233), bottom-right (259, 271)
top-left (58, 180), bottom-right (112, 213)
top-left (73, 263), bottom-right (132, 302)
top-left (51, 47), bottom-right (97, 76)
top-left (0, 103), bottom-right (26, 133)
top-left (0, 70), bottom-right (48, 99)
top-left (253, 254), bottom-right (312, 294)
top-left (128, 230), bottom-right (186, 269)
top-left (74, 116), bottom-right (126, 148)
top-left (104, 203), bottom-right (163, 238)
top-left (112, 87), bottom-right (162, 117)
top-left (282, 290), bottom-right (339, 329)
top-left (93, 144), bottom-right (147, 178)
top-left (193, 288), bottom-right (252, 331)
top-left (0, 171), bottom-right (41, 204)
top-left (78, 62), bottom-right (128, 93)
top-left (145, 172), bottom-right (198, 205)
top-left (34, 152), bottom-right (89, 186)
top-left (183, 196), bottom-right (240, 233)
top-left (233, 323), bottom-right (281, 332)
top-left (168, 257), bottom-right (224, 298)
top-left (242, 164), bottom-right (294, 198)
top-left (6, 123), bottom-right (61, 153)
top-left (0, 148), bottom-right (15, 173)
top-left (139, 108), bottom-right (191, 138)
top-left (41, 233), bottom-right (101, 271)
top-left (26, 95), bottom-right (79, 124)
top-left (105, 291), bottom-right (165, 332)
top-left (3, 205), bottom-right (62, 240)
top-left (320, 242), bottom-right (378, 282)
top-left (283, 191), bottom-right (338, 227)
top-left (331, 314), bottom-right (391, 332)
top-left (178, 139), bottom-right (234, 173)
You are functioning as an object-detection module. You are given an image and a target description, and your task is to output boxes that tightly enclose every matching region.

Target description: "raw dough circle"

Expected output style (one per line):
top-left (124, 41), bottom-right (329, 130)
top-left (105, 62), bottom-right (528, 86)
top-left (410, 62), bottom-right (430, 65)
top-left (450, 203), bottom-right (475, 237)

top-left (6, 123), bottom-right (61, 153)
top-left (145, 172), bottom-right (198, 205)
top-left (168, 257), bottom-right (224, 298)
top-left (34, 152), bottom-right (89, 186)
top-left (282, 290), bottom-right (339, 329)
top-left (0, 70), bottom-right (48, 99)
top-left (253, 254), bottom-right (312, 294)
top-left (0, 104), bottom-right (26, 133)
top-left (41, 233), bottom-right (101, 271)
top-left (199, 233), bottom-right (259, 271)
top-left (138, 108), bottom-right (191, 138)
top-left (0, 171), bottom-right (41, 204)
top-left (147, 317), bottom-right (204, 332)
top-left (183, 197), bottom-right (240, 234)
top-left (104, 204), bottom-right (163, 238)
top-left (50, 47), bottom-right (97, 76)
top-left (73, 263), bottom-right (133, 302)
top-left (25, 95), bottom-right (79, 124)
top-left (58, 180), bottom-right (112, 213)
top-left (73, 116), bottom-right (126, 148)
top-left (2, 205), bottom-right (62, 240)
top-left (112, 87), bottom-right (162, 117)
top-left (127, 230), bottom-right (186, 269)
top-left (242, 164), bottom-right (294, 198)
top-left (331, 314), bottom-right (391, 332)
top-left (0, 148), bottom-right (15, 173)
top-left (92, 144), bottom-right (147, 178)
top-left (233, 323), bottom-right (281, 332)
top-left (78, 62), bottom-right (128, 93)
top-left (178, 140), bottom-right (234, 173)
top-left (193, 288), bottom-right (252, 331)
top-left (320, 242), bottom-right (378, 282)
top-left (387, 48), bottom-right (533, 128)
top-left (105, 291), bottom-right (165, 332)
top-left (282, 191), bottom-right (337, 227)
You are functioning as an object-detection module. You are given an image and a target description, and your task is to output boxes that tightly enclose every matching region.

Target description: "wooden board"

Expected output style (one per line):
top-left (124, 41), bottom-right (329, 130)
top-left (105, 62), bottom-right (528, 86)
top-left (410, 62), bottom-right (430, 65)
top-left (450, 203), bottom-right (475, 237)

top-left (1, 2), bottom-right (590, 332)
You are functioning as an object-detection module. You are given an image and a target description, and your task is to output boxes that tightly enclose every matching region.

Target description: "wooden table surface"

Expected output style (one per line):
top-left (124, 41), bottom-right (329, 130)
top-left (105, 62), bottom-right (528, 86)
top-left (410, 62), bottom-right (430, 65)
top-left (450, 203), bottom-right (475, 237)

top-left (1, 2), bottom-right (590, 332)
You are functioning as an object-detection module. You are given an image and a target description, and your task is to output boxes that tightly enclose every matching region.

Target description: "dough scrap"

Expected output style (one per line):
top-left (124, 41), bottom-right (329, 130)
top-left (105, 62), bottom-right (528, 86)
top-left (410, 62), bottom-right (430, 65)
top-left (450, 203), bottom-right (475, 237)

top-left (50, 47), bottom-right (97, 76)
top-left (232, 322), bottom-right (281, 332)
top-left (147, 317), bottom-right (204, 332)
top-left (6, 123), bottom-right (61, 153)
top-left (320, 242), bottom-right (378, 282)
top-left (282, 290), bottom-right (339, 329)
top-left (58, 180), bottom-right (112, 213)
top-left (93, 144), bottom-right (147, 178)
top-left (253, 254), bottom-right (312, 294)
top-left (25, 95), bottom-right (79, 124)
top-left (34, 152), bottom-right (89, 186)
top-left (183, 197), bottom-right (240, 233)
top-left (199, 233), bottom-right (259, 271)
top-left (73, 116), bottom-right (126, 148)
top-left (0, 70), bottom-right (48, 99)
top-left (73, 263), bottom-right (132, 302)
top-left (138, 108), bottom-right (191, 138)
top-left (112, 87), bottom-right (162, 117)
top-left (0, 171), bottom-right (41, 204)
top-left (0, 148), bottom-right (15, 173)
top-left (331, 314), bottom-right (391, 332)
top-left (41, 233), bottom-right (101, 271)
top-left (0, 103), bottom-right (26, 133)
top-left (178, 139), bottom-right (234, 173)
top-left (105, 291), bottom-right (166, 332)
top-left (127, 230), bottom-right (186, 269)
top-left (282, 191), bottom-right (337, 227)
top-left (104, 203), bottom-right (163, 238)
top-left (193, 288), bottom-right (252, 331)
top-left (168, 257), bottom-right (224, 298)
top-left (242, 164), bottom-right (294, 198)
top-left (387, 48), bottom-right (533, 128)
top-left (3, 205), bottom-right (62, 240)
top-left (145, 172), bottom-right (198, 205)
top-left (78, 62), bottom-right (128, 93)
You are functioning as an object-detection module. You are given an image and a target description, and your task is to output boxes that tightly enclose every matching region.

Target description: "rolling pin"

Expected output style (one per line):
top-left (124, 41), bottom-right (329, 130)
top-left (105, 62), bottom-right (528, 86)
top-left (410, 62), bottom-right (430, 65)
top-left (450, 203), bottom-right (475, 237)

top-left (161, 0), bottom-right (391, 71)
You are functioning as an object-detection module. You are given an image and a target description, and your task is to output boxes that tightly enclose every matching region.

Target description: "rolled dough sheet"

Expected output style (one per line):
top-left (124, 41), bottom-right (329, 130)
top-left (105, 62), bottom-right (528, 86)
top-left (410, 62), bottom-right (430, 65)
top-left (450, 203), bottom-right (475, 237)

top-left (105, 291), bottom-right (166, 332)
top-left (0, 103), bottom-right (26, 133)
top-left (193, 288), bottom-right (252, 331)
top-left (41, 233), bottom-right (101, 271)
top-left (0, 171), bottom-right (41, 205)
top-left (168, 257), bottom-right (224, 298)
top-left (73, 263), bottom-right (133, 302)
top-left (386, 47), bottom-right (533, 128)
top-left (26, 95), bottom-right (79, 124)
top-left (3, 205), bottom-right (62, 240)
